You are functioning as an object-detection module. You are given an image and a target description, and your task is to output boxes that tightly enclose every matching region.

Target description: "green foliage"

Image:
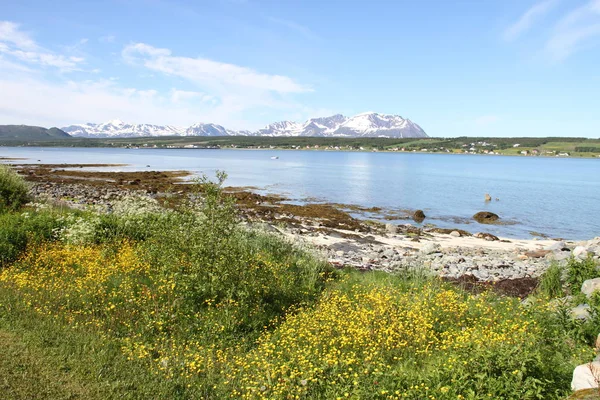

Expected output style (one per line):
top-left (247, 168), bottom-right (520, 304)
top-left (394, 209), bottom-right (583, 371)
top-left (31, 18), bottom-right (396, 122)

top-left (567, 256), bottom-right (600, 295)
top-left (0, 210), bottom-right (66, 268)
top-left (537, 263), bottom-right (565, 298)
top-left (0, 165), bottom-right (30, 212)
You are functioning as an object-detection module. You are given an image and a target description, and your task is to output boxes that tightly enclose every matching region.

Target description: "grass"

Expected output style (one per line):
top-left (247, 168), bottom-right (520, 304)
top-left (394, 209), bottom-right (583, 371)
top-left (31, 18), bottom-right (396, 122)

top-left (1, 173), bottom-right (600, 398)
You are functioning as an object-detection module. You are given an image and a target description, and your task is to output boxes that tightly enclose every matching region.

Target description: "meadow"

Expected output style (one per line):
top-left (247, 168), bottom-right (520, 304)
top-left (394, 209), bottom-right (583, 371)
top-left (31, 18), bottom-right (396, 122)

top-left (1, 164), bottom-right (600, 399)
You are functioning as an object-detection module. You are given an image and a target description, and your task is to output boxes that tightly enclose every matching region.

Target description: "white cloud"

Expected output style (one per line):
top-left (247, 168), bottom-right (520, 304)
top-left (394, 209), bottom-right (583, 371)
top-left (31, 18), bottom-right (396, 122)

top-left (546, 0), bottom-right (600, 60)
top-left (122, 42), bottom-right (311, 93)
top-left (170, 89), bottom-right (214, 104)
top-left (504, 0), bottom-right (558, 41)
top-left (0, 21), bottom-right (36, 49)
top-left (0, 21), bottom-right (317, 130)
top-left (0, 20), bottom-right (85, 72)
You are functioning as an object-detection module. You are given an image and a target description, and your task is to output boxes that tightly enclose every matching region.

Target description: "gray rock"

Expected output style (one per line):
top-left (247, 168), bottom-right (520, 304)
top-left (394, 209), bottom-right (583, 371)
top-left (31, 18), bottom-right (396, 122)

top-left (449, 230), bottom-right (461, 237)
top-left (571, 304), bottom-right (591, 320)
top-left (420, 242), bottom-right (441, 255)
top-left (582, 278), bottom-right (600, 298)
top-left (385, 223), bottom-right (398, 234)
top-left (546, 241), bottom-right (567, 252)
top-left (574, 246), bottom-right (590, 260)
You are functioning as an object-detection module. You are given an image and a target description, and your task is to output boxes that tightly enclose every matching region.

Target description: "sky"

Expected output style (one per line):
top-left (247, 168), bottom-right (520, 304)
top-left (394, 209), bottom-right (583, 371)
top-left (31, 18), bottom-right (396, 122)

top-left (1, 0), bottom-right (600, 137)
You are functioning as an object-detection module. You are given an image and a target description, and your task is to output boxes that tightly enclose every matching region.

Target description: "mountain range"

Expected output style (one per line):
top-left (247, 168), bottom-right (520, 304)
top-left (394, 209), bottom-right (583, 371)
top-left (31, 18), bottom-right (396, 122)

top-left (62, 113), bottom-right (428, 138)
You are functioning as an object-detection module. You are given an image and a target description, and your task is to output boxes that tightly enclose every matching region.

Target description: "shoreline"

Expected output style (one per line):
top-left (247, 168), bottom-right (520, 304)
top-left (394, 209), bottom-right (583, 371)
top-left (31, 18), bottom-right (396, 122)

top-left (4, 144), bottom-right (600, 159)
top-left (14, 162), bottom-right (600, 295)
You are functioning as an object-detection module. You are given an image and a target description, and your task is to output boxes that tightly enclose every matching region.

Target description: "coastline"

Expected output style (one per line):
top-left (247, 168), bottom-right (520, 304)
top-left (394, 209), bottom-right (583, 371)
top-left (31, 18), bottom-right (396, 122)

top-left (14, 162), bottom-right (600, 297)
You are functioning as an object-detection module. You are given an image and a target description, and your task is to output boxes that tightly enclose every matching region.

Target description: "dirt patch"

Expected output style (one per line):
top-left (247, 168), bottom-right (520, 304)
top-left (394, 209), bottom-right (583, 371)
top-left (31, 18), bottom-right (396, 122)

top-left (443, 275), bottom-right (538, 298)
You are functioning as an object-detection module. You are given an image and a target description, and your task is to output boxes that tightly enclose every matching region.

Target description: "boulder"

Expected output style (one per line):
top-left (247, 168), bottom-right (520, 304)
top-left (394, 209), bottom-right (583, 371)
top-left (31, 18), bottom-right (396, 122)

top-left (484, 193), bottom-right (492, 202)
top-left (572, 362), bottom-right (600, 391)
top-left (546, 241), bottom-right (568, 252)
top-left (571, 304), bottom-right (591, 320)
top-left (473, 211), bottom-right (499, 224)
top-left (574, 246), bottom-right (590, 260)
top-left (449, 230), bottom-right (461, 237)
top-left (412, 210), bottom-right (426, 223)
top-left (420, 242), bottom-right (441, 255)
top-left (582, 278), bottom-right (600, 298)
top-left (385, 223), bottom-right (398, 234)
top-left (475, 232), bottom-right (499, 241)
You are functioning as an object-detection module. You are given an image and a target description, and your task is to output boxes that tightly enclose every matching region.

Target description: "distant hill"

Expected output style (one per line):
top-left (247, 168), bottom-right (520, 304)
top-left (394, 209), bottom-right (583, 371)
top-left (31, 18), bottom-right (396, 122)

top-left (0, 125), bottom-right (71, 140)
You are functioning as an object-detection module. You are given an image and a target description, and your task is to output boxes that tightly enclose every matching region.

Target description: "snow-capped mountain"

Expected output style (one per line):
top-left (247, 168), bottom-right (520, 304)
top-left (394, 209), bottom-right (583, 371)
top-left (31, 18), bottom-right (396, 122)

top-left (63, 120), bottom-right (186, 138)
top-left (184, 123), bottom-right (233, 137)
top-left (254, 113), bottom-right (427, 138)
top-left (62, 113), bottom-right (427, 138)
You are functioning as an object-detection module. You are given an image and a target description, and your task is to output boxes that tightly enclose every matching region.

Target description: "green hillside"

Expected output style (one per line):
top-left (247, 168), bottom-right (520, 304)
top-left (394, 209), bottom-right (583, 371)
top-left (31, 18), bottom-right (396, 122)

top-left (0, 125), bottom-right (71, 141)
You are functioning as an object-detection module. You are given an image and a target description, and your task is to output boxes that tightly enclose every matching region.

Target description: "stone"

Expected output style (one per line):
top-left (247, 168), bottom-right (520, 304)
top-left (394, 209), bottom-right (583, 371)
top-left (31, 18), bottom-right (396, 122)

top-left (572, 362), bottom-right (600, 391)
top-left (449, 230), bottom-right (461, 237)
top-left (475, 232), bottom-right (499, 241)
top-left (571, 304), bottom-right (591, 320)
top-left (484, 193), bottom-right (492, 202)
top-left (412, 210), bottom-right (426, 223)
top-left (574, 246), bottom-right (590, 260)
top-left (385, 223), bottom-right (398, 234)
top-left (420, 242), bottom-right (441, 255)
top-left (473, 211), bottom-right (499, 224)
top-left (582, 278), bottom-right (600, 298)
top-left (545, 241), bottom-right (567, 252)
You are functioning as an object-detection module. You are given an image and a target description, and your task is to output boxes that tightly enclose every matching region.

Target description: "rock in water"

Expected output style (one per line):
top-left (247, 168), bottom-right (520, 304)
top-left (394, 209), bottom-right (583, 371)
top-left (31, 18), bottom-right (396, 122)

top-left (484, 193), bottom-right (492, 202)
top-left (572, 362), bottom-right (600, 391)
top-left (473, 211), bottom-right (499, 224)
top-left (413, 210), bottom-right (426, 223)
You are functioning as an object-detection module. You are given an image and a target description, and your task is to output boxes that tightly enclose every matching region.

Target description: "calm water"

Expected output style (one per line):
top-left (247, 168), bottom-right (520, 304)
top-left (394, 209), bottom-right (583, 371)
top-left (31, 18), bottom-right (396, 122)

top-left (3, 147), bottom-right (600, 240)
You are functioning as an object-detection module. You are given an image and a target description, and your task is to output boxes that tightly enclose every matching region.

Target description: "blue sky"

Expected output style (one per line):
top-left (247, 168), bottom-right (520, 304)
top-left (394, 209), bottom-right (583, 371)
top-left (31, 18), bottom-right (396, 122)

top-left (1, 0), bottom-right (600, 137)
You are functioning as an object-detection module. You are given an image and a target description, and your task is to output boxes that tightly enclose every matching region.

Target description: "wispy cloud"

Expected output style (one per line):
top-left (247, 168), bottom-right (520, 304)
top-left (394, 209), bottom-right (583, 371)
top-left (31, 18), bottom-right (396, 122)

top-left (266, 17), bottom-right (319, 40)
top-left (0, 21), bottom-right (85, 72)
top-left (0, 21), bottom-right (317, 130)
top-left (0, 21), bottom-right (36, 49)
top-left (545, 0), bottom-right (600, 60)
top-left (503, 0), bottom-right (559, 41)
top-left (122, 42), bottom-right (312, 93)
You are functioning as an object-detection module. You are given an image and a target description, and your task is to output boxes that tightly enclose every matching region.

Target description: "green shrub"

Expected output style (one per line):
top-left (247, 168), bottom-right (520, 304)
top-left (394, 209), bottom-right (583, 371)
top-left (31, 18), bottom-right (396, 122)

top-left (0, 165), bottom-right (30, 212)
top-left (538, 263), bottom-right (564, 298)
top-left (567, 256), bottom-right (599, 294)
top-left (0, 210), bottom-right (67, 268)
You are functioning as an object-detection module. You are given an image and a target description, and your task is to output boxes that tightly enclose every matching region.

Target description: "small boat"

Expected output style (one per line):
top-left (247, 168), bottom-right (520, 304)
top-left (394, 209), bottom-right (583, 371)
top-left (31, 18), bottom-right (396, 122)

top-left (270, 156), bottom-right (279, 160)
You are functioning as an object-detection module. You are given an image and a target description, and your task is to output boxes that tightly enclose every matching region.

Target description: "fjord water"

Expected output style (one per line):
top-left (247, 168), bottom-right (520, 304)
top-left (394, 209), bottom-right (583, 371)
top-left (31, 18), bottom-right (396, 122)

top-left (3, 147), bottom-right (599, 240)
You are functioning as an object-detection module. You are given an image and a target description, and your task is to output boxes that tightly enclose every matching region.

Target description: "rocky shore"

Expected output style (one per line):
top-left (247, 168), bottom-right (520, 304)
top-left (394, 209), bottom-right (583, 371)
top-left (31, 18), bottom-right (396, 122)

top-left (26, 177), bottom-right (600, 298)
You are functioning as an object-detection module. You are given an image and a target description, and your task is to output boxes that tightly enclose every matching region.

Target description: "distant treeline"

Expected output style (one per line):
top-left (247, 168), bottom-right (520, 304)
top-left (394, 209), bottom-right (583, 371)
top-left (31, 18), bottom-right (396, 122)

top-left (574, 147), bottom-right (600, 153)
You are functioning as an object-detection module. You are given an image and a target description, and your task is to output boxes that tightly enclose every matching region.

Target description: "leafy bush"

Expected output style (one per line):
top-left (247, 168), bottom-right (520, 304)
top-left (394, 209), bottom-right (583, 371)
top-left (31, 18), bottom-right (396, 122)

top-left (567, 256), bottom-right (599, 294)
top-left (0, 210), bottom-right (66, 268)
top-left (538, 263), bottom-right (564, 298)
top-left (0, 165), bottom-right (30, 212)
